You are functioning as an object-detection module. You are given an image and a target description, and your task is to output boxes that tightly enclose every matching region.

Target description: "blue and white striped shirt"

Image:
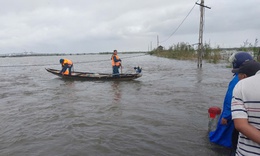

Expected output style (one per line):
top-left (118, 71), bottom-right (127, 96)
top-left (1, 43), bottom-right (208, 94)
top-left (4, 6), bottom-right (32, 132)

top-left (232, 71), bottom-right (260, 155)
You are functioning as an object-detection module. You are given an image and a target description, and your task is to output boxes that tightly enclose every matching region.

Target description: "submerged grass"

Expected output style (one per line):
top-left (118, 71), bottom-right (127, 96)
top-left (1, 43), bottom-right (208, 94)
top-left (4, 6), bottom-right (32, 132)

top-left (149, 42), bottom-right (260, 64)
top-left (149, 42), bottom-right (222, 63)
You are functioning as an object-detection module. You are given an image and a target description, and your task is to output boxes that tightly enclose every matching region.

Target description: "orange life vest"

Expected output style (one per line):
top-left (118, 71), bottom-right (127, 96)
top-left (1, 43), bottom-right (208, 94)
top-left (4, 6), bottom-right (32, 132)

top-left (61, 59), bottom-right (72, 75)
top-left (111, 55), bottom-right (121, 67)
top-left (62, 59), bottom-right (73, 66)
top-left (63, 69), bottom-right (69, 75)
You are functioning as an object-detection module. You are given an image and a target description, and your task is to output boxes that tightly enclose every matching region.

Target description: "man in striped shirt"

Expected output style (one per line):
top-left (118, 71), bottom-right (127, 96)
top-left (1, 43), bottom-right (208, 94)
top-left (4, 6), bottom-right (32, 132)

top-left (231, 60), bottom-right (260, 155)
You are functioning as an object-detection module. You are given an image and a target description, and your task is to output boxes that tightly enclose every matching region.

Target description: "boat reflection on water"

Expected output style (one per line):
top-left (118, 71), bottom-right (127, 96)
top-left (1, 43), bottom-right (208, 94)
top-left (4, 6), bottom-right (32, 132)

top-left (111, 81), bottom-right (122, 103)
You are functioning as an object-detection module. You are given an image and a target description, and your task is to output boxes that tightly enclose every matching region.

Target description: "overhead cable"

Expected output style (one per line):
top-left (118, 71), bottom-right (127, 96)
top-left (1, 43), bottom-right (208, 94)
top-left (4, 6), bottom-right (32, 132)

top-left (160, 0), bottom-right (200, 44)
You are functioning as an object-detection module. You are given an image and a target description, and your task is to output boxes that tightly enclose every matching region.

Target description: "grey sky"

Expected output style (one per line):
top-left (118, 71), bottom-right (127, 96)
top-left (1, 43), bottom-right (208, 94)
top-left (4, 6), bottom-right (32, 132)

top-left (0, 0), bottom-right (259, 54)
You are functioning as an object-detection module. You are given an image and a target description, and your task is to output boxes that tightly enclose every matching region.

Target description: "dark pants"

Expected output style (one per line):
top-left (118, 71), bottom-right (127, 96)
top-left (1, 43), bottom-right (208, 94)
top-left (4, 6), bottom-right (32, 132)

top-left (230, 129), bottom-right (239, 156)
top-left (113, 66), bottom-right (120, 77)
top-left (60, 64), bottom-right (73, 75)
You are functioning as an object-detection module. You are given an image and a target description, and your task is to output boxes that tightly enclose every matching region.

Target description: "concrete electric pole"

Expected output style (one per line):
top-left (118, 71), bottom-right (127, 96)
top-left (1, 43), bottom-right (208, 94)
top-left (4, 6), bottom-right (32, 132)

top-left (196, 0), bottom-right (211, 68)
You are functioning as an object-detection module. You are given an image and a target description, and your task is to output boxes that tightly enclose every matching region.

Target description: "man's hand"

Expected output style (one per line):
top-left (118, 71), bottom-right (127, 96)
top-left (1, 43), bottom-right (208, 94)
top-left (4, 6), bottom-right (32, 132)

top-left (221, 118), bottom-right (228, 125)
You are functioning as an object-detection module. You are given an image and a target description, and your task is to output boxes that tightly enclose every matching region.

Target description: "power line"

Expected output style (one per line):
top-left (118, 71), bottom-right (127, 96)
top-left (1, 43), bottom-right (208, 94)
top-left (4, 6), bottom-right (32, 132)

top-left (160, 0), bottom-right (200, 44)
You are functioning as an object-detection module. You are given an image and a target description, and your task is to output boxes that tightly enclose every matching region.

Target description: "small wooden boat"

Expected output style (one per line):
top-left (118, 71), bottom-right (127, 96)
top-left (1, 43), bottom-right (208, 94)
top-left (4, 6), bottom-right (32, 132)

top-left (45, 68), bottom-right (142, 81)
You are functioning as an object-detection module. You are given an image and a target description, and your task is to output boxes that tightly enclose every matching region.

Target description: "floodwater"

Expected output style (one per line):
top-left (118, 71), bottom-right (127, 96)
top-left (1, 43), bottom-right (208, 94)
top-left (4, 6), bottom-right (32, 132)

top-left (0, 54), bottom-right (232, 156)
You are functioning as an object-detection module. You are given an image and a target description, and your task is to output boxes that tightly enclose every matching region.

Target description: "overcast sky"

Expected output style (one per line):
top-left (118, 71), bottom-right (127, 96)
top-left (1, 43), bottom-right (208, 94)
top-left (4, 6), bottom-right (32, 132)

top-left (0, 0), bottom-right (259, 54)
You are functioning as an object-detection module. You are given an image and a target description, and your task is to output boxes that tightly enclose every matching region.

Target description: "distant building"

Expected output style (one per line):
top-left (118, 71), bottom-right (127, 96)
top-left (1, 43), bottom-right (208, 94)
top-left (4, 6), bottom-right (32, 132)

top-left (157, 45), bottom-right (164, 51)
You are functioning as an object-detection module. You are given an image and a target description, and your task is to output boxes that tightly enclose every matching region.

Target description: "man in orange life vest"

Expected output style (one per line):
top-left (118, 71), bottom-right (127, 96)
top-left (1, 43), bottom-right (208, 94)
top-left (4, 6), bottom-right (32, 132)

top-left (59, 58), bottom-right (73, 75)
top-left (111, 50), bottom-right (121, 77)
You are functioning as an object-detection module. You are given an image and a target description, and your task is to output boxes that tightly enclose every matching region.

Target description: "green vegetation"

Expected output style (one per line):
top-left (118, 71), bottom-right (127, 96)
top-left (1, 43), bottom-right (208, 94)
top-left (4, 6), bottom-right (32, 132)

top-left (149, 42), bottom-right (222, 63)
top-left (149, 39), bottom-right (260, 63)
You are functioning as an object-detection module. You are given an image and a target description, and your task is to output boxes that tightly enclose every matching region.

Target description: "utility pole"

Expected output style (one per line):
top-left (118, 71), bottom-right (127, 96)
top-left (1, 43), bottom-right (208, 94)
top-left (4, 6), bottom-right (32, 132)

top-left (196, 0), bottom-right (211, 68)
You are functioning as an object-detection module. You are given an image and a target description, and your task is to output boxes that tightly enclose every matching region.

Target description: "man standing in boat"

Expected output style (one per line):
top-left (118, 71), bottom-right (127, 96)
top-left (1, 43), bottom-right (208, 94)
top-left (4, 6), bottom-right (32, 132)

top-left (59, 58), bottom-right (73, 75)
top-left (111, 50), bottom-right (121, 77)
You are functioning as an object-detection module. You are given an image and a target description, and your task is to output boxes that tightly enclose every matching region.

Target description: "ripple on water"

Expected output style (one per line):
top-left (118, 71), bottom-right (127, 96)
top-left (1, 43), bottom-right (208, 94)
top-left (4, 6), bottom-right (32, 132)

top-left (0, 55), bottom-right (231, 156)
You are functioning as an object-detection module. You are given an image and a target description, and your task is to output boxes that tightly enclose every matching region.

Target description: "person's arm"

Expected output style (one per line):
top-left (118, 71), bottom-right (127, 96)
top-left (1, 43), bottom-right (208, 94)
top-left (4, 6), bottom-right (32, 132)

top-left (232, 80), bottom-right (260, 144)
top-left (113, 56), bottom-right (121, 62)
top-left (234, 118), bottom-right (260, 144)
top-left (60, 64), bottom-right (68, 73)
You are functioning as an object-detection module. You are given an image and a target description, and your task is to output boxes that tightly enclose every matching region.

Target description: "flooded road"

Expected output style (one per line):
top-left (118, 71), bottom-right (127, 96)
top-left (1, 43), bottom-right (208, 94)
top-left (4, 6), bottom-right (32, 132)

top-left (0, 54), bottom-right (231, 156)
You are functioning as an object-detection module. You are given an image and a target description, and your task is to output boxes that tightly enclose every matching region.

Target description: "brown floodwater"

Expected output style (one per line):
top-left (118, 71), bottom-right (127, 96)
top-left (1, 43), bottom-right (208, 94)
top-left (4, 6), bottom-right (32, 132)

top-left (0, 54), bottom-right (231, 156)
